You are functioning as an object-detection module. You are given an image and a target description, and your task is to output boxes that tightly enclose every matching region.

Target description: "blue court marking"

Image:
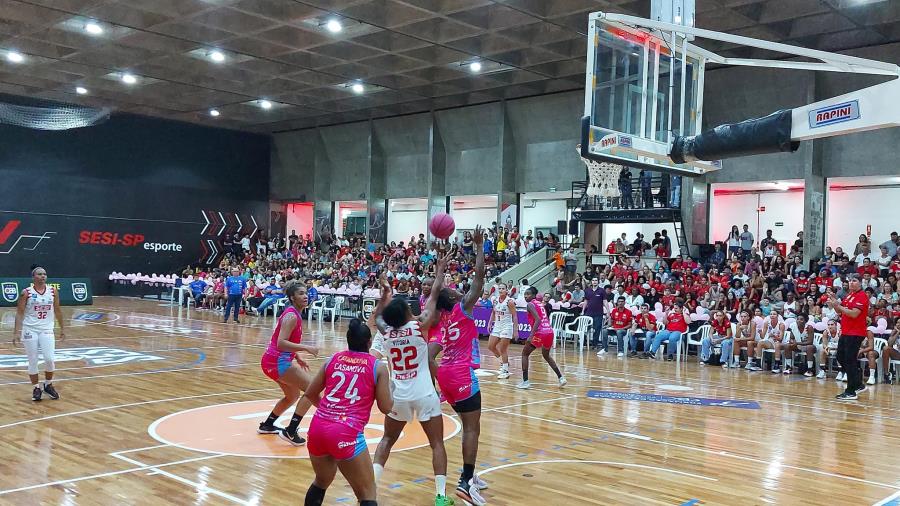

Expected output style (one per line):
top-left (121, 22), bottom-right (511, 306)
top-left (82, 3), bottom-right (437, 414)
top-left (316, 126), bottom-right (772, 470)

top-left (587, 390), bottom-right (760, 409)
top-left (74, 312), bottom-right (106, 321)
top-left (143, 349), bottom-right (207, 373)
top-left (679, 499), bottom-right (700, 506)
top-left (335, 497), bottom-right (351, 503)
top-left (412, 477), bottom-right (429, 484)
top-left (517, 453), bottom-right (528, 458)
top-left (387, 483), bottom-right (403, 489)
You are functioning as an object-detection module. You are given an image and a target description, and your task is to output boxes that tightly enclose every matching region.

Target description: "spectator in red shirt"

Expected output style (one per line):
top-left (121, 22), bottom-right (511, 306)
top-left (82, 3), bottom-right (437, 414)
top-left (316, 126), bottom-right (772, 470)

top-left (604, 297), bottom-right (633, 358)
top-left (829, 275), bottom-right (869, 400)
top-left (643, 300), bottom-right (690, 361)
top-left (857, 258), bottom-right (878, 277)
top-left (631, 304), bottom-right (657, 357)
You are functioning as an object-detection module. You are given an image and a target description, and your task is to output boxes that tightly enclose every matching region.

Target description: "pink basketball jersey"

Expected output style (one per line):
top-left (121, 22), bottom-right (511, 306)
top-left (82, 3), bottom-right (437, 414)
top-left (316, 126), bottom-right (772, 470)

top-left (315, 351), bottom-right (377, 432)
top-left (263, 306), bottom-right (302, 360)
top-left (528, 301), bottom-right (553, 336)
top-left (439, 303), bottom-right (481, 369)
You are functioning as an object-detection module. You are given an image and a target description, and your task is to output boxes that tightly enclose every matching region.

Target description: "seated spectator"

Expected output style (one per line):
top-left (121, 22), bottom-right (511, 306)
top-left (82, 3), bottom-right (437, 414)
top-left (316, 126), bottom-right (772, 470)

top-left (643, 300), bottom-right (690, 361)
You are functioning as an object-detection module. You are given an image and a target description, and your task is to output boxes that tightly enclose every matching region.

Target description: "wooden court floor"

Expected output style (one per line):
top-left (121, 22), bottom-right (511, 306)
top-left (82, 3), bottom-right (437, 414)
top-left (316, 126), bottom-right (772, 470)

top-left (1, 297), bottom-right (900, 505)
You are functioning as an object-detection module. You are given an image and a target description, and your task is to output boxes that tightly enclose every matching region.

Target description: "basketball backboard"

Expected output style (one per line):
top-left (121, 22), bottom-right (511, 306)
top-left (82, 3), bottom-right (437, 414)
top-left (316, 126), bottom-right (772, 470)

top-left (582, 9), bottom-right (900, 175)
top-left (582, 11), bottom-right (719, 176)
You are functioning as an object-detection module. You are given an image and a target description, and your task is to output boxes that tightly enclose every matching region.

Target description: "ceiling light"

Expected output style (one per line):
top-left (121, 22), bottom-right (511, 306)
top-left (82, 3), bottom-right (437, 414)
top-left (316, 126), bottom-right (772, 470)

top-left (121, 73), bottom-right (137, 84)
top-left (209, 50), bottom-right (225, 63)
top-left (6, 51), bottom-right (24, 63)
top-left (209, 109), bottom-right (220, 117)
top-left (84, 22), bottom-right (103, 35)
top-left (469, 61), bottom-right (482, 72)
top-left (351, 83), bottom-right (364, 94)
top-left (325, 19), bottom-right (343, 33)
top-left (75, 86), bottom-right (88, 95)
top-left (259, 100), bottom-right (272, 109)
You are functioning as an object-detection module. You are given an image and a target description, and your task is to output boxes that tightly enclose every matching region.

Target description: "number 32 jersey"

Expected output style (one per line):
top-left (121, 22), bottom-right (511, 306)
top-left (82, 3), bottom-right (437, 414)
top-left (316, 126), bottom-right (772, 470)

top-left (378, 320), bottom-right (434, 402)
top-left (23, 286), bottom-right (55, 332)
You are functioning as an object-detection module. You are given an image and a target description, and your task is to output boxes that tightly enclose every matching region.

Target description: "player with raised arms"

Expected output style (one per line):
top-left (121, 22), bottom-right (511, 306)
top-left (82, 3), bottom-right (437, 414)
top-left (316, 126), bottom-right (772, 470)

top-left (429, 225), bottom-right (489, 505)
top-left (302, 319), bottom-right (393, 506)
top-left (369, 256), bottom-right (456, 506)
top-left (13, 265), bottom-right (66, 401)
top-left (516, 287), bottom-right (566, 389)
top-left (256, 280), bottom-right (320, 445)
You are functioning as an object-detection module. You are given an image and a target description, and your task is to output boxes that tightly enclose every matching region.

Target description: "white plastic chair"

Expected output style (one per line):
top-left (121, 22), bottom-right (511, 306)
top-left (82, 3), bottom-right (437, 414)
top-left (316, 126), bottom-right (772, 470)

top-left (549, 312), bottom-right (568, 349)
top-left (271, 297), bottom-right (289, 327)
top-left (309, 298), bottom-right (326, 321)
top-left (563, 315), bottom-right (592, 352)
top-left (684, 324), bottom-right (711, 362)
top-left (323, 296), bottom-right (343, 322)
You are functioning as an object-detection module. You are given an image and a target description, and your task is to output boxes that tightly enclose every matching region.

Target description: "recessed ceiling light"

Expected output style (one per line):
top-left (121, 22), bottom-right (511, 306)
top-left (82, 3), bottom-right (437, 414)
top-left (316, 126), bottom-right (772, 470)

top-left (75, 86), bottom-right (88, 95)
top-left (259, 100), bottom-right (272, 109)
top-left (84, 22), bottom-right (103, 35)
top-left (469, 61), bottom-right (482, 72)
top-left (6, 51), bottom-right (24, 63)
top-left (325, 19), bottom-right (343, 33)
top-left (351, 83), bottom-right (364, 94)
top-left (209, 109), bottom-right (220, 117)
top-left (209, 50), bottom-right (225, 63)
top-left (121, 73), bottom-right (137, 84)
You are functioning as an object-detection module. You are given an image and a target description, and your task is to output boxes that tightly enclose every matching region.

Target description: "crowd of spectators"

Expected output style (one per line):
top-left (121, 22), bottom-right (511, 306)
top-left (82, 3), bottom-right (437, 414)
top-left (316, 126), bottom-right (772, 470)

top-left (173, 223), bottom-right (558, 316)
top-left (553, 224), bottom-right (900, 386)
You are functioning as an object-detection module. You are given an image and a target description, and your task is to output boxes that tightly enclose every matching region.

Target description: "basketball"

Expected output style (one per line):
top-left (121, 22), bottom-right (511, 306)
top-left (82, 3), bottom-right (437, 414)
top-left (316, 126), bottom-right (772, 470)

top-left (429, 212), bottom-right (455, 239)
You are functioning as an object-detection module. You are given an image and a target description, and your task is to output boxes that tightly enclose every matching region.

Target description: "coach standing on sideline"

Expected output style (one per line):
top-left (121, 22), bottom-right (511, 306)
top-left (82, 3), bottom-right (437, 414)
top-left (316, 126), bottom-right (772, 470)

top-left (584, 277), bottom-right (607, 353)
top-left (829, 275), bottom-right (869, 400)
top-left (224, 267), bottom-right (246, 324)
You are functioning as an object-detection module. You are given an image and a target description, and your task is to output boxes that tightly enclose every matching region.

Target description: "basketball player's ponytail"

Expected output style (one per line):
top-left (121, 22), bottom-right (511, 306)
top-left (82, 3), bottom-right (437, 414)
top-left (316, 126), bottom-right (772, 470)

top-left (346, 318), bottom-right (372, 352)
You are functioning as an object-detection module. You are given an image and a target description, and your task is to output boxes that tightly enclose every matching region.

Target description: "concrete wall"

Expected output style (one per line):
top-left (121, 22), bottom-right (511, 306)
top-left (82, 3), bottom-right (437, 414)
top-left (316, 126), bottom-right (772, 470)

top-left (701, 66), bottom-right (814, 184)
top-left (271, 91), bottom-right (589, 204)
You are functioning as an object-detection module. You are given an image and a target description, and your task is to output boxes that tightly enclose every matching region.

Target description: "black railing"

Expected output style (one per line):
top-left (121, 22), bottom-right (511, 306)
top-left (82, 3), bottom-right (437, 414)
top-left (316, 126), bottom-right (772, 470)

top-left (571, 174), bottom-right (682, 211)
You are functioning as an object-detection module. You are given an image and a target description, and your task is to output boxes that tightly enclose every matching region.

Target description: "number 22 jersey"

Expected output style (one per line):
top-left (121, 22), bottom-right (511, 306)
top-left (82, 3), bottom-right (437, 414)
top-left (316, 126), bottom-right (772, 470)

top-left (381, 320), bottom-right (435, 402)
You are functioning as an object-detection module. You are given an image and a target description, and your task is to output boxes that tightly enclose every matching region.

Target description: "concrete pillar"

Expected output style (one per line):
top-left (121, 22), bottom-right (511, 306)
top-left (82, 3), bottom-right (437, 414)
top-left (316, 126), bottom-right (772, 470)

top-left (428, 112), bottom-right (448, 238)
top-left (803, 140), bottom-right (826, 267)
top-left (499, 101), bottom-right (518, 233)
top-left (368, 120), bottom-right (387, 246)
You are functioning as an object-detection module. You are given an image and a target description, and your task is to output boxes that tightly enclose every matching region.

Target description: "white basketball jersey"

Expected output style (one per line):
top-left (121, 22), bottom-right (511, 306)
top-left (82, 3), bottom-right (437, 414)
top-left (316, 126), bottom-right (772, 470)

top-left (492, 296), bottom-right (512, 323)
top-left (382, 320), bottom-right (434, 401)
top-left (22, 286), bottom-right (55, 332)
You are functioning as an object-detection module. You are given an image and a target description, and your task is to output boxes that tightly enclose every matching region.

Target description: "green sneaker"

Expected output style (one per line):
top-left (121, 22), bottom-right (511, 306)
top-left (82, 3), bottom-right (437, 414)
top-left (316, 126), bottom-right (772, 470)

top-left (435, 494), bottom-right (456, 506)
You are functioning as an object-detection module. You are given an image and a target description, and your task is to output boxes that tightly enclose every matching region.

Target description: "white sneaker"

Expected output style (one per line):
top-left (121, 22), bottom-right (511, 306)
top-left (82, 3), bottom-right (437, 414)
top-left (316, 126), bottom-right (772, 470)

top-left (816, 370), bottom-right (826, 379)
top-left (597, 349), bottom-right (607, 356)
top-left (497, 371), bottom-right (510, 379)
top-left (617, 352), bottom-right (624, 358)
top-left (472, 474), bottom-right (489, 490)
top-left (867, 374), bottom-right (876, 385)
top-left (837, 372), bottom-right (846, 382)
top-left (516, 380), bottom-right (531, 389)
top-left (782, 366), bottom-right (792, 375)
top-left (722, 363), bottom-right (728, 369)
top-left (558, 376), bottom-right (568, 387)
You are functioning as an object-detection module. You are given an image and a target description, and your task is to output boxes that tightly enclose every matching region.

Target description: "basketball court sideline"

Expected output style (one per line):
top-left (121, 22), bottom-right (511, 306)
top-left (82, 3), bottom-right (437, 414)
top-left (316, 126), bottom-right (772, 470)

top-left (1, 297), bottom-right (898, 505)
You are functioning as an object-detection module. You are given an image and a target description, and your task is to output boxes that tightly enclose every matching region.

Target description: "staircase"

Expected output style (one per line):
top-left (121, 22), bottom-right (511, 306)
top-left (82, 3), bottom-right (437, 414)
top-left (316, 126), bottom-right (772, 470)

top-left (673, 220), bottom-right (690, 256)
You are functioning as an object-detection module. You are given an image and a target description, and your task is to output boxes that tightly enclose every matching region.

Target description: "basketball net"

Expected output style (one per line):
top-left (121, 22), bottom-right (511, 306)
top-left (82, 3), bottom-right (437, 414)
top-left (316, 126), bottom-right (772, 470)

top-left (578, 146), bottom-right (622, 199)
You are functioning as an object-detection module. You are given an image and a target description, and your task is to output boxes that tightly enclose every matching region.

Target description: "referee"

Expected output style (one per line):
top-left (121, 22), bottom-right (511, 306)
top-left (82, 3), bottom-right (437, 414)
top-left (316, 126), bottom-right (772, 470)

top-left (828, 275), bottom-right (869, 400)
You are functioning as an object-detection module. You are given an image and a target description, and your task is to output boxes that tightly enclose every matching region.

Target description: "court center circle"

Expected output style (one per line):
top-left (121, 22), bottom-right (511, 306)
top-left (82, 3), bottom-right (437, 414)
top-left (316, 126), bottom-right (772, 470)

top-left (148, 399), bottom-right (461, 459)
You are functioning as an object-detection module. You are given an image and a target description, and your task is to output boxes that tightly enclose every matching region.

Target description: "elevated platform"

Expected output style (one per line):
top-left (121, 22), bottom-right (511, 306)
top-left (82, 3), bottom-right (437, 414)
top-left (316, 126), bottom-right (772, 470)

top-left (572, 207), bottom-right (681, 224)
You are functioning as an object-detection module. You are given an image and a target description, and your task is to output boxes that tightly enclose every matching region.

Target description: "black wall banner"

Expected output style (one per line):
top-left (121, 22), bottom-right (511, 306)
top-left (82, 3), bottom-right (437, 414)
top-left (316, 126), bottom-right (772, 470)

top-left (0, 277), bottom-right (93, 307)
top-left (0, 112), bottom-right (271, 296)
top-left (0, 209), bottom-right (263, 296)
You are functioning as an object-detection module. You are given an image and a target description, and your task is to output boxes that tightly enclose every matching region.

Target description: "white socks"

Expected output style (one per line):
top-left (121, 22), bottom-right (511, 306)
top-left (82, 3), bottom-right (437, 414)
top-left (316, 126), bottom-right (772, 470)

top-left (436, 475), bottom-right (446, 496)
top-left (807, 361), bottom-right (814, 370)
top-left (373, 463), bottom-right (384, 482)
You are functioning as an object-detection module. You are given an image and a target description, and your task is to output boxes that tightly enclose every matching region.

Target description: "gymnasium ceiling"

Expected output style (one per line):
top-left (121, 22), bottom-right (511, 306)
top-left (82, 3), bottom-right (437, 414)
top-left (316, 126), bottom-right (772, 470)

top-left (1, 0), bottom-right (899, 133)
